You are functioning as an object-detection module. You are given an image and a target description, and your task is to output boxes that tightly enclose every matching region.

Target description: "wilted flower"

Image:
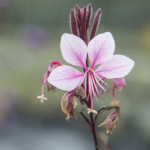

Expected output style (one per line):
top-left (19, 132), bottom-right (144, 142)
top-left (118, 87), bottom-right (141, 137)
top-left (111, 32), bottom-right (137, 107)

top-left (48, 33), bottom-right (134, 109)
top-left (98, 110), bottom-right (120, 134)
top-left (61, 92), bottom-right (77, 120)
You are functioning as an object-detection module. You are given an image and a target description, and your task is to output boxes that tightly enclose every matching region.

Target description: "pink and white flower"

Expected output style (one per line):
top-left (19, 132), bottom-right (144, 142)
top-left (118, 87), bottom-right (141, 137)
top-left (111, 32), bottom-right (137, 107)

top-left (48, 32), bottom-right (134, 109)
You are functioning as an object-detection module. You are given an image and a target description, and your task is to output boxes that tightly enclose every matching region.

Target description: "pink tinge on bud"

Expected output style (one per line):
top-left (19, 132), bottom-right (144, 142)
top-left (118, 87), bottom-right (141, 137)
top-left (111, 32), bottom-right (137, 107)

top-left (112, 78), bottom-right (126, 91)
top-left (112, 78), bottom-right (126, 103)
top-left (48, 61), bottom-right (62, 72)
top-left (37, 61), bottom-right (61, 103)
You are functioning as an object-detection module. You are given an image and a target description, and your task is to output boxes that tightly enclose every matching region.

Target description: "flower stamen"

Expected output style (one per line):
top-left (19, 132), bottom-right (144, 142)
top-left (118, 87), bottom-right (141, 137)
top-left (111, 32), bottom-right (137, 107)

top-left (37, 94), bottom-right (48, 103)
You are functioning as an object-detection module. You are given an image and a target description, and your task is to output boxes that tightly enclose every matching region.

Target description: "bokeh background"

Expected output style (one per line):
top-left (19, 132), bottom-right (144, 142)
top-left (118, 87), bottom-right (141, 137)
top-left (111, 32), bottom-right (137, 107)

top-left (0, 0), bottom-right (150, 150)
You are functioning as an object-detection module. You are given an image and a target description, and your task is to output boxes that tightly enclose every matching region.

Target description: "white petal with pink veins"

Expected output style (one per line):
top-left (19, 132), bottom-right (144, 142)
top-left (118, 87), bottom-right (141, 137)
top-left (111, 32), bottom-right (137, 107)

top-left (60, 33), bottom-right (88, 68)
top-left (48, 65), bottom-right (84, 91)
top-left (95, 55), bottom-right (134, 79)
top-left (88, 32), bottom-right (115, 68)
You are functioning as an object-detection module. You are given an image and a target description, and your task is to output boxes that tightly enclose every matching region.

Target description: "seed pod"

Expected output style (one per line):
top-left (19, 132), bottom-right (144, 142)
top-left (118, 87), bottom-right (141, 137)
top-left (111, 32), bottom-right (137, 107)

top-left (61, 92), bottom-right (77, 120)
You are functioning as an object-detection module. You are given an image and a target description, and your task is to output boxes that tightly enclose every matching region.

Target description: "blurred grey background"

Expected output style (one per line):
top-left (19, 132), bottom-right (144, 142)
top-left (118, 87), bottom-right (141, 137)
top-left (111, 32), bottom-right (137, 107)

top-left (0, 0), bottom-right (150, 150)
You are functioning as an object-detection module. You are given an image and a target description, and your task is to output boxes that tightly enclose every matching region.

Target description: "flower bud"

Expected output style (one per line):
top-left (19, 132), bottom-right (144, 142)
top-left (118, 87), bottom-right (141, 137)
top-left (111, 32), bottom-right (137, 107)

top-left (98, 110), bottom-right (120, 134)
top-left (61, 92), bottom-right (77, 120)
top-left (112, 78), bottom-right (126, 103)
top-left (112, 78), bottom-right (126, 91)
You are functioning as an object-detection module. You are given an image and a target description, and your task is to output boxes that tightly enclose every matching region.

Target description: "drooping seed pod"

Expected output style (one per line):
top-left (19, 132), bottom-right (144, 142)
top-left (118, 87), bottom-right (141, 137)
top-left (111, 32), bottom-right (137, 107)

top-left (61, 92), bottom-right (77, 120)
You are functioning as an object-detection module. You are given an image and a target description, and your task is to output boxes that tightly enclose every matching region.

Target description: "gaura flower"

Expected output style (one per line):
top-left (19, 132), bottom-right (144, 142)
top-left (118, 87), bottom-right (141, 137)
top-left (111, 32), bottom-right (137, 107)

top-left (48, 32), bottom-right (134, 109)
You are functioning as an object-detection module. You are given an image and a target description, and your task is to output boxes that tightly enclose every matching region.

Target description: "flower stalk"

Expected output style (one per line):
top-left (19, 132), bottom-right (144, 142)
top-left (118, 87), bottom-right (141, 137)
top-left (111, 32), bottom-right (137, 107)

top-left (38, 4), bottom-right (134, 150)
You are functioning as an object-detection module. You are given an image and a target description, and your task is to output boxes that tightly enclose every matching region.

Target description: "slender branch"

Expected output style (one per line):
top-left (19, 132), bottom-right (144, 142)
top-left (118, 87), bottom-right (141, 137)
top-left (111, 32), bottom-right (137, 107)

top-left (73, 5), bottom-right (100, 150)
top-left (90, 112), bottom-right (99, 150)
top-left (94, 106), bottom-right (120, 122)
top-left (80, 112), bottom-right (91, 126)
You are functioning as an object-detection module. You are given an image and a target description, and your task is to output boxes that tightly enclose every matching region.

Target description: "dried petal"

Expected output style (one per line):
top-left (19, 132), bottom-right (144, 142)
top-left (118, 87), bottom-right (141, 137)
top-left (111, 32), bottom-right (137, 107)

top-left (98, 110), bottom-right (120, 134)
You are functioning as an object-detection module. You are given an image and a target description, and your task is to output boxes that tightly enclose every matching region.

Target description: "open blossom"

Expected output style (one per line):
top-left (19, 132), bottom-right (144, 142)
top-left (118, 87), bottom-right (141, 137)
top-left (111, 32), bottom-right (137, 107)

top-left (48, 32), bottom-right (134, 109)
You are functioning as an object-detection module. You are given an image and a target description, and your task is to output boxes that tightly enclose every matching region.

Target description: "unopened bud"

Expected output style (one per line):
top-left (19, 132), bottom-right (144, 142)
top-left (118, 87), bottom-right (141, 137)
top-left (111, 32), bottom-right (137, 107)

top-left (112, 78), bottom-right (126, 103)
top-left (61, 92), bottom-right (77, 120)
top-left (112, 78), bottom-right (126, 91)
top-left (98, 110), bottom-right (120, 134)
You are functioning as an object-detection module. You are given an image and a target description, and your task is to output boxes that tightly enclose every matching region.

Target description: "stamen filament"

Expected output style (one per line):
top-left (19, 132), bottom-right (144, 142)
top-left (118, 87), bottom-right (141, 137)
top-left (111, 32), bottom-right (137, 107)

top-left (89, 74), bottom-right (97, 100)
top-left (94, 72), bottom-right (111, 88)
top-left (78, 72), bottom-right (87, 87)
top-left (84, 73), bottom-right (87, 96)
top-left (94, 73), bottom-right (107, 92)
top-left (88, 72), bottom-right (93, 110)
top-left (88, 72), bottom-right (91, 95)
top-left (90, 92), bottom-right (93, 110)
top-left (91, 73), bottom-right (100, 96)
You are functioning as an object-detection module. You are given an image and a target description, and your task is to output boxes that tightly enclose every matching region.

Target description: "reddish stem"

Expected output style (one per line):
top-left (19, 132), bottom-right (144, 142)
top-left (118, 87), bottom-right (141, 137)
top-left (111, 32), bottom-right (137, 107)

top-left (90, 112), bottom-right (99, 150)
top-left (71, 5), bottom-right (100, 149)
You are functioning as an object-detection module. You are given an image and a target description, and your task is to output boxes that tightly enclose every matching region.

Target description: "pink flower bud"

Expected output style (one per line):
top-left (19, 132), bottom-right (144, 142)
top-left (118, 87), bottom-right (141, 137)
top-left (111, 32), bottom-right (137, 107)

top-left (112, 78), bottom-right (126, 91)
top-left (112, 78), bottom-right (126, 103)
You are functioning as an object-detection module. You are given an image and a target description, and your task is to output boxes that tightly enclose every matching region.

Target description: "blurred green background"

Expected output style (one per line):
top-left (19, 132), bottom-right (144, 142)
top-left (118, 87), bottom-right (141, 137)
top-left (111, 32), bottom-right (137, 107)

top-left (0, 0), bottom-right (150, 150)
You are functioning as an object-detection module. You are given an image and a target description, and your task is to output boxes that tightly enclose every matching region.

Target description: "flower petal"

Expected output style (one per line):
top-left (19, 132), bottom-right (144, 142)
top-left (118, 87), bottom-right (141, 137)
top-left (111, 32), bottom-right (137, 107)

top-left (48, 65), bottom-right (84, 91)
top-left (60, 33), bottom-right (88, 68)
top-left (95, 55), bottom-right (134, 79)
top-left (88, 32), bottom-right (115, 68)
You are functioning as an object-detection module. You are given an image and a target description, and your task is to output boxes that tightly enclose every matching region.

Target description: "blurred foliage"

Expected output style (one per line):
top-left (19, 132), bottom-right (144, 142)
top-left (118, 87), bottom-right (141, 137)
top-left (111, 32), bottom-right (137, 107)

top-left (0, 0), bottom-right (150, 29)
